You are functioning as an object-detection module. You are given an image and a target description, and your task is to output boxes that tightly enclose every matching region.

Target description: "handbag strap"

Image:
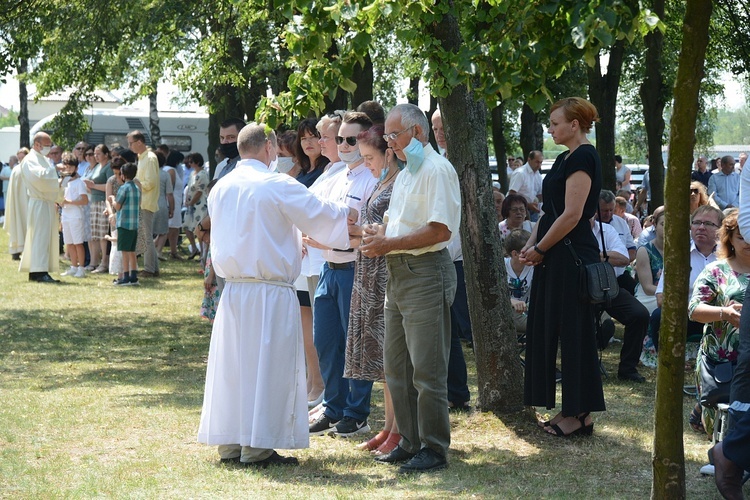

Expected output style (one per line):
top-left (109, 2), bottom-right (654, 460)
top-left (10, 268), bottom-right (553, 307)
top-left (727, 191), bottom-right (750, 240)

top-left (548, 200), bottom-right (609, 266)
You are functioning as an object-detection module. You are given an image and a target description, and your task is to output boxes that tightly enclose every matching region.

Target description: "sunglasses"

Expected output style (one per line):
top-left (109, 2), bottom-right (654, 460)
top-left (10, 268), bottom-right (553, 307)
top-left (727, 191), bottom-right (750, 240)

top-left (335, 136), bottom-right (358, 146)
top-left (691, 188), bottom-right (700, 195)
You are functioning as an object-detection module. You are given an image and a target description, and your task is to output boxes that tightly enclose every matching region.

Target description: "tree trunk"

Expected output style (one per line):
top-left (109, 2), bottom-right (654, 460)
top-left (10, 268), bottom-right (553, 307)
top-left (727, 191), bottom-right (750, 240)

top-left (426, 94), bottom-right (439, 151)
top-left (322, 43), bottom-right (349, 113)
top-left (640, 0), bottom-right (666, 209)
top-left (651, 0), bottom-right (712, 497)
top-left (587, 40), bottom-right (626, 192)
top-left (407, 77), bottom-right (419, 105)
top-left (491, 102), bottom-right (508, 192)
top-left (18, 59), bottom-right (29, 149)
top-left (148, 89), bottom-right (161, 148)
top-left (352, 52), bottom-right (374, 106)
top-left (519, 103), bottom-right (542, 159)
top-left (429, 7), bottom-right (523, 413)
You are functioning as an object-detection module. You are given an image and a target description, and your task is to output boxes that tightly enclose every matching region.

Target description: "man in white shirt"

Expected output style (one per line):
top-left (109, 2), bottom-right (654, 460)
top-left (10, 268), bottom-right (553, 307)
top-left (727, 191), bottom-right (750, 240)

top-left (708, 155), bottom-right (740, 209)
top-left (650, 207), bottom-right (720, 348)
top-left (508, 150), bottom-right (543, 221)
top-left (591, 219), bottom-right (650, 382)
top-left (197, 123), bottom-right (357, 468)
top-left (307, 112), bottom-right (377, 439)
top-left (361, 103), bottom-right (461, 473)
top-left (598, 189), bottom-right (638, 295)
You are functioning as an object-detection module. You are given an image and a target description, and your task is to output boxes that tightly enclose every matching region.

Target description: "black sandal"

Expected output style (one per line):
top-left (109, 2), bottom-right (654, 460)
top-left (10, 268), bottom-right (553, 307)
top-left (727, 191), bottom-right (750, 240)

top-left (547, 413), bottom-right (594, 437)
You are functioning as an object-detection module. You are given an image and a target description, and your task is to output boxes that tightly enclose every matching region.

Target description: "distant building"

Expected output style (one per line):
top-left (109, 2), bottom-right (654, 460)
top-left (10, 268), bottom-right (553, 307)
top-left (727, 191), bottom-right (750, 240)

top-left (27, 88), bottom-right (122, 127)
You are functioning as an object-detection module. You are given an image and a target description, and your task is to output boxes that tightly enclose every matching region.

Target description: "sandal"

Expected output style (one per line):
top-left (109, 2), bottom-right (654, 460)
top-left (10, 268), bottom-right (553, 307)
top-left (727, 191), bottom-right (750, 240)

top-left (546, 413), bottom-right (594, 437)
top-left (357, 430), bottom-right (389, 451)
top-left (689, 405), bottom-right (705, 433)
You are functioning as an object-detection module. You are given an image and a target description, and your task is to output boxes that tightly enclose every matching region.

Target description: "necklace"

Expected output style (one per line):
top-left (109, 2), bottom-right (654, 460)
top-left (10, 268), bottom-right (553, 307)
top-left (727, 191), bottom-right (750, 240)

top-left (376, 168), bottom-right (398, 190)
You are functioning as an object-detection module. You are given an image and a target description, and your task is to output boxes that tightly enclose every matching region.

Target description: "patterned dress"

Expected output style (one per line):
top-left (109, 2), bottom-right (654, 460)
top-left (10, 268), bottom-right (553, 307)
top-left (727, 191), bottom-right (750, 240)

top-left (344, 183), bottom-right (393, 381)
top-left (201, 250), bottom-right (220, 323)
top-left (183, 169), bottom-right (209, 233)
top-left (637, 241), bottom-right (664, 367)
top-left (688, 260), bottom-right (748, 433)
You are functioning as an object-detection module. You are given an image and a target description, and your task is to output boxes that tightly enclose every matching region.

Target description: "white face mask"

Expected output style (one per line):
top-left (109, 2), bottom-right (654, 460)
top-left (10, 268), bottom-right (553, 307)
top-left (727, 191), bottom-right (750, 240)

top-left (40, 146), bottom-right (51, 156)
top-left (276, 156), bottom-right (295, 174)
top-left (268, 156), bottom-right (278, 171)
top-left (338, 149), bottom-right (362, 165)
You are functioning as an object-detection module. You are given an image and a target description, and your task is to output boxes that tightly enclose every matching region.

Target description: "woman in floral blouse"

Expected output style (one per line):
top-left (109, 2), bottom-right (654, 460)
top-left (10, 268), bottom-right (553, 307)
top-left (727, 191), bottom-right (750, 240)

top-left (688, 210), bottom-right (750, 435)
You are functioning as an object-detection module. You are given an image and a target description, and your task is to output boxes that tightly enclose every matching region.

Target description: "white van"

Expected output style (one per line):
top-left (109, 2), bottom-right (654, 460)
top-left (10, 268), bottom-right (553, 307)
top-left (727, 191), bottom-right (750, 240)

top-left (30, 109), bottom-right (210, 156)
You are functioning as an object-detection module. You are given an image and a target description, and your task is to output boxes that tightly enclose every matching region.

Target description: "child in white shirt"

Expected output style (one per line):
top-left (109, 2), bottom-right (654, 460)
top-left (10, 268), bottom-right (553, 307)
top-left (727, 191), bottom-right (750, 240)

top-left (504, 229), bottom-right (534, 333)
top-left (60, 154), bottom-right (89, 278)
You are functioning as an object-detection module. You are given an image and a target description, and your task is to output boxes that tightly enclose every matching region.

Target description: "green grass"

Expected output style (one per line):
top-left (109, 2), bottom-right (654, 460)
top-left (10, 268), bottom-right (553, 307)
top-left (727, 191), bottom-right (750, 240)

top-left (0, 229), bottom-right (723, 498)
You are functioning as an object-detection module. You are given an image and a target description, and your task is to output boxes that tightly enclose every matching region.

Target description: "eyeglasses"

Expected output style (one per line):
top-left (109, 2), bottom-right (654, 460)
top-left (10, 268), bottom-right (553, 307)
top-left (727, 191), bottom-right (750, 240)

top-left (691, 220), bottom-right (719, 228)
top-left (74, 147), bottom-right (84, 150)
top-left (383, 125), bottom-right (415, 142)
top-left (691, 188), bottom-right (700, 195)
top-left (85, 152), bottom-right (94, 157)
top-left (335, 136), bottom-right (358, 146)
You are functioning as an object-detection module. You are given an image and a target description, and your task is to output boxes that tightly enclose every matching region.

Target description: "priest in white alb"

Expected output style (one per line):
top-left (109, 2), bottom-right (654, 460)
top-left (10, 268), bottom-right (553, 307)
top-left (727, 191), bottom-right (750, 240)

top-left (3, 160), bottom-right (29, 261)
top-left (197, 123), bottom-right (358, 467)
top-left (19, 132), bottom-right (62, 283)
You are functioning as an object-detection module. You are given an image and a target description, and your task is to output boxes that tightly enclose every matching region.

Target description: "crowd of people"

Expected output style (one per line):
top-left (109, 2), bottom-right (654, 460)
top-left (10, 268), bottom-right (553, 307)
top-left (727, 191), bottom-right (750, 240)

top-left (3, 97), bottom-right (749, 494)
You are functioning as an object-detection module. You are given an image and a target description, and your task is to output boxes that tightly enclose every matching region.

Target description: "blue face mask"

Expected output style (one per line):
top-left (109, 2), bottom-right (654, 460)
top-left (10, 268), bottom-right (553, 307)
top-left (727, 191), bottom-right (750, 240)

top-left (378, 167), bottom-right (389, 182)
top-left (403, 137), bottom-right (425, 173)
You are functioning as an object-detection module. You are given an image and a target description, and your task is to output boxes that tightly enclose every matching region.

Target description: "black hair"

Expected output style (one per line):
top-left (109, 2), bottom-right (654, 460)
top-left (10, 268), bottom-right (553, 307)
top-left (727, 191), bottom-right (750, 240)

top-left (121, 162), bottom-right (138, 180)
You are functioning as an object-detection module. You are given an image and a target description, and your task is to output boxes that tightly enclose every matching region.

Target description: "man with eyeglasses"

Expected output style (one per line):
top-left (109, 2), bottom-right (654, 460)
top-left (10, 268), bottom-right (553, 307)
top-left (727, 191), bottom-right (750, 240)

top-left (508, 150), bottom-right (544, 222)
top-left (126, 130), bottom-right (161, 278)
top-left (306, 111), bottom-right (377, 439)
top-left (73, 142), bottom-right (90, 177)
top-left (651, 205), bottom-right (722, 352)
top-left (360, 103), bottom-right (460, 473)
top-left (708, 155), bottom-right (740, 209)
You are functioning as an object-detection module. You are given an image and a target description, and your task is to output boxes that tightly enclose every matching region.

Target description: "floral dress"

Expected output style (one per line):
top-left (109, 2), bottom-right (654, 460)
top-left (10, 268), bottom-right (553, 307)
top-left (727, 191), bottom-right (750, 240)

top-left (183, 169), bottom-right (209, 233)
top-left (200, 250), bottom-right (220, 323)
top-left (688, 260), bottom-right (748, 433)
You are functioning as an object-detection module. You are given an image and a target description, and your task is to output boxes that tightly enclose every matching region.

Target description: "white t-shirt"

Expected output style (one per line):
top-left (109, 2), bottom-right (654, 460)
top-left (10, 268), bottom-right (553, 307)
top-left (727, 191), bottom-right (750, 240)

top-left (62, 177), bottom-right (87, 221)
top-left (0, 165), bottom-right (12, 197)
top-left (505, 257), bottom-right (534, 304)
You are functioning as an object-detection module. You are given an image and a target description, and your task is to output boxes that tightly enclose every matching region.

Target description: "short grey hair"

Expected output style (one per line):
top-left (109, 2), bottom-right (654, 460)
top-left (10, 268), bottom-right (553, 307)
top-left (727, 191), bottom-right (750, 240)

top-left (238, 123), bottom-right (276, 156)
top-left (599, 189), bottom-right (616, 203)
top-left (316, 110), bottom-right (344, 134)
top-left (389, 103), bottom-right (429, 143)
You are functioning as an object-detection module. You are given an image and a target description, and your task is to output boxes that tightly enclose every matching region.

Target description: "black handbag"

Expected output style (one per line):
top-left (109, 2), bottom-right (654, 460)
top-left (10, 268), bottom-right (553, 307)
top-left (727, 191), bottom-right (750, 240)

top-left (699, 352), bottom-right (735, 408)
top-left (550, 202), bottom-right (620, 308)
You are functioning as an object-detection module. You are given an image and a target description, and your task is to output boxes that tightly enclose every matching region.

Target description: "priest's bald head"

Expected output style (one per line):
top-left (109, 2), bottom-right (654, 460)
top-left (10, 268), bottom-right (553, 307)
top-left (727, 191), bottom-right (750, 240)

top-left (238, 123), bottom-right (277, 168)
top-left (32, 132), bottom-right (52, 153)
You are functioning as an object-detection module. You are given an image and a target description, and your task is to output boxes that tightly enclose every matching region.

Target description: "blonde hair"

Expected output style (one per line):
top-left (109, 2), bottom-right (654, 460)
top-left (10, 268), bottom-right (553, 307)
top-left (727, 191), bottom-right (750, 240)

top-left (550, 97), bottom-right (599, 133)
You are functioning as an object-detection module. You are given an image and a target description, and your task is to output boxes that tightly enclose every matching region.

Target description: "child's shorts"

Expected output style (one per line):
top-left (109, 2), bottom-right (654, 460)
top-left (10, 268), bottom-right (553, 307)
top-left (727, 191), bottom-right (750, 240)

top-left (62, 219), bottom-right (85, 245)
top-left (117, 227), bottom-right (138, 252)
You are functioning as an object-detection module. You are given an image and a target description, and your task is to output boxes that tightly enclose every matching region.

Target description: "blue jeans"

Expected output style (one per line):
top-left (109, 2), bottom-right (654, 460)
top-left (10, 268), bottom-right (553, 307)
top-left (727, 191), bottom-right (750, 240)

top-left (314, 262), bottom-right (373, 421)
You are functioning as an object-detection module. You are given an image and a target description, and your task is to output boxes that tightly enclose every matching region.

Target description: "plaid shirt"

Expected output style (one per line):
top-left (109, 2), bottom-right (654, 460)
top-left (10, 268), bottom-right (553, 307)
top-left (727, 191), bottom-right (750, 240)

top-left (115, 180), bottom-right (140, 230)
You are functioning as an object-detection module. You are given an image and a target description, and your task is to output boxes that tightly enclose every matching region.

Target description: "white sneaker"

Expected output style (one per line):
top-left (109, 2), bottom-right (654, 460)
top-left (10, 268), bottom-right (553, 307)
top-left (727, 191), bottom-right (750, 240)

top-left (61, 266), bottom-right (77, 276)
top-left (74, 267), bottom-right (86, 278)
top-left (700, 463), bottom-right (715, 476)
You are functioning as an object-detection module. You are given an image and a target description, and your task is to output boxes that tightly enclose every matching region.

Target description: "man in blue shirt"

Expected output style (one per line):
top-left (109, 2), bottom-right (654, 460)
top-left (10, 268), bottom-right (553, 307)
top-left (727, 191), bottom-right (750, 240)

top-left (708, 155), bottom-right (740, 209)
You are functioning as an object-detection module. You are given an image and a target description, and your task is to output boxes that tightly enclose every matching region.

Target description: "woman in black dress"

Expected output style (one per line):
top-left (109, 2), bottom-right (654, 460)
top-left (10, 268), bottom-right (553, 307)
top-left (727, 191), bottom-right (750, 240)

top-left (520, 97), bottom-right (604, 437)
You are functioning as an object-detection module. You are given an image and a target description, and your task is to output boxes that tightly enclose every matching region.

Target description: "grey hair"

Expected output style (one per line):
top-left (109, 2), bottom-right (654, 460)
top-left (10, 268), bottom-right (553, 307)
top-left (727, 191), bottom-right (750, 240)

top-left (599, 189), bottom-right (616, 203)
top-left (389, 103), bottom-right (429, 143)
top-left (237, 123), bottom-right (276, 156)
top-left (316, 110), bottom-right (345, 133)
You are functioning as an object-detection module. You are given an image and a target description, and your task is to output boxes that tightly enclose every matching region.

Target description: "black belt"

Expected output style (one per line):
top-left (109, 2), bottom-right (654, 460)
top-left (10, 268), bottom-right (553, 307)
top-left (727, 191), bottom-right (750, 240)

top-left (327, 261), bottom-right (355, 270)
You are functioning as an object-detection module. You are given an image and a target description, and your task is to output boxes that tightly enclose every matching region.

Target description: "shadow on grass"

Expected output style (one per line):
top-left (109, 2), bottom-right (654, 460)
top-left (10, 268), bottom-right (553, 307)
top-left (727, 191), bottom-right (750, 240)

top-left (0, 305), bottom-right (210, 406)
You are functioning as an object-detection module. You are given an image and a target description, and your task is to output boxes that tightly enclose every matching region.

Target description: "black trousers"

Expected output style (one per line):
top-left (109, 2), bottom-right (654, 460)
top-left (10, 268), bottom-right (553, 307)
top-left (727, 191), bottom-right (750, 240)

top-left (604, 288), bottom-right (649, 375)
top-left (447, 260), bottom-right (470, 405)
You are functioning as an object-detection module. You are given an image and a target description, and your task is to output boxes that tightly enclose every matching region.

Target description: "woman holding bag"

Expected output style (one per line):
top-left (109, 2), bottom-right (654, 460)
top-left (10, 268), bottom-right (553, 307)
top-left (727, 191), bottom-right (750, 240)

top-left (688, 209), bottom-right (750, 435)
top-left (520, 97), bottom-right (604, 437)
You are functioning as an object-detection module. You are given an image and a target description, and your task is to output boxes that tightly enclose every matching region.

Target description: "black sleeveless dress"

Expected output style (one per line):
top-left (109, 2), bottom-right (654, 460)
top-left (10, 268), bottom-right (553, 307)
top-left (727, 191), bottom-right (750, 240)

top-left (523, 144), bottom-right (605, 415)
